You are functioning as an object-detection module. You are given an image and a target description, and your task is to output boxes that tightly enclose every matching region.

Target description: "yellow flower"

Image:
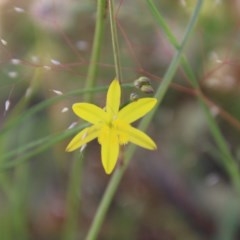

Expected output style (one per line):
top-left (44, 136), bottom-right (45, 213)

top-left (66, 79), bottom-right (157, 174)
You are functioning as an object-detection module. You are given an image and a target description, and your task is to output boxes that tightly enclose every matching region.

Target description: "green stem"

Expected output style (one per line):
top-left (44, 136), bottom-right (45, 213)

top-left (85, 1), bottom-right (203, 239)
top-left (0, 69), bottom-right (41, 240)
top-left (0, 84), bottom-right (111, 136)
top-left (146, 0), bottom-right (179, 48)
top-left (109, 0), bottom-right (122, 82)
top-left (62, 152), bottom-right (84, 240)
top-left (84, 0), bottom-right (108, 102)
top-left (63, 1), bottom-right (107, 238)
top-left (146, 0), bottom-right (240, 192)
top-left (0, 84), bottom-right (133, 170)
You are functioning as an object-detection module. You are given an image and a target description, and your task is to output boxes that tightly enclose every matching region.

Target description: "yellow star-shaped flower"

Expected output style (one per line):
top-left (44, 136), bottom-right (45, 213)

top-left (66, 79), bottom-right (157, 174)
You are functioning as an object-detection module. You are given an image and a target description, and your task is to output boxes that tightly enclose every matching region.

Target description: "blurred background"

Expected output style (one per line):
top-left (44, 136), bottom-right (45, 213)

top-left (1, 0), bottom-right (240, 239)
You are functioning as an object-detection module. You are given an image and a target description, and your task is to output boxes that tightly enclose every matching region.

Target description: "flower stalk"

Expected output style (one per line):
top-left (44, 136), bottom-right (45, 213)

top-left (85, 0), bottom-right (204, 239)
top-left (108, 0), bottom-right (122, 82)
top-left (84, 0), bottom-right (108, 102)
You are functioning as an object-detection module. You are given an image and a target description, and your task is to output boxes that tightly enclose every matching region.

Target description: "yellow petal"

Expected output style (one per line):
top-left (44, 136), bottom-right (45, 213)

top-left (100, 127), bottom-right (119, 174)
top-left (73, 103), bottom-right (108, 124)
top-left (66, 125), bottom-right (100, 152)
top-left (118, 98), bottom-right (157, 123)
top-left (106, 79), bottom-right (121, 116)
top-left (119, 124), bottom-right (157, 150)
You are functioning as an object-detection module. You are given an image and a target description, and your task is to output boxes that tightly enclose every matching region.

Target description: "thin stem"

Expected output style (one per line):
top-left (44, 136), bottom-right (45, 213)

top-left (62, 152), bottom-right (84, 240)
top-left (84, 0), bottom-right (108, 102)
top-left (63, 1), bottom-right (107, 238)
top-left (146, 0), bottom-right (240, 193)
top-left (109, 0), bottom-right (122, 82)
top-left (0, 84), bottom-right (133, 170)
top-left (85, 1), bottom-right (203, 239)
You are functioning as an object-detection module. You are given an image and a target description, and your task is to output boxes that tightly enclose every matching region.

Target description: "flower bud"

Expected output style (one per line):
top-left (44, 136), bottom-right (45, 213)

top-left (140, 85), bottom-right (154, 94)
top-left (134, 76), bottom-right (154, 94)
top-left (130, 92), bottom-right (139, 101)
top-left (134, 76), bottom-right (151, 88)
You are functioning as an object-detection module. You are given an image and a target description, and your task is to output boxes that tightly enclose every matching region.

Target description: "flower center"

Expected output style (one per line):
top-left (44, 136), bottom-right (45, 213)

top-left (98, 119), bottom-right (129, 145)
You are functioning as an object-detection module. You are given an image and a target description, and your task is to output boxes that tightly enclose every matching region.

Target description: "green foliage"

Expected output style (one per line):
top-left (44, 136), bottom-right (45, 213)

top-left (0, 0), bottom-right (240, 239)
